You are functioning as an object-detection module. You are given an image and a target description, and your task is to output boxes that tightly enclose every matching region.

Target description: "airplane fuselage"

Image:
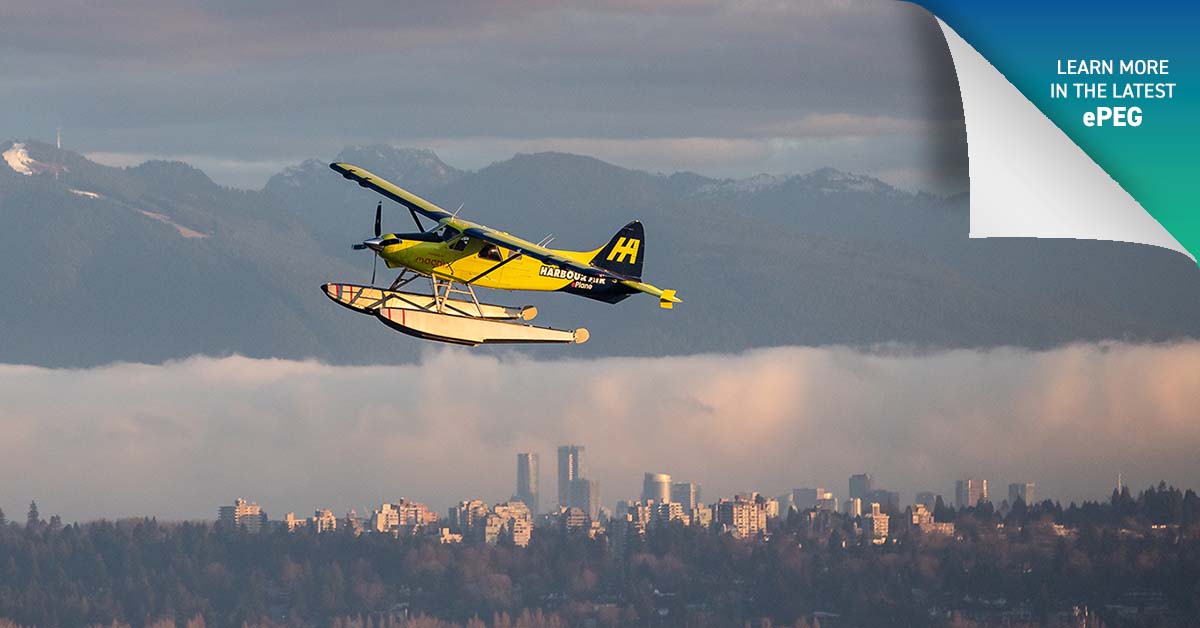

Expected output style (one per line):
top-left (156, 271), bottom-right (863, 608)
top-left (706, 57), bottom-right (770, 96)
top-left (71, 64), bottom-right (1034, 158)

top-left (377, 229), bottom-right (612, 294)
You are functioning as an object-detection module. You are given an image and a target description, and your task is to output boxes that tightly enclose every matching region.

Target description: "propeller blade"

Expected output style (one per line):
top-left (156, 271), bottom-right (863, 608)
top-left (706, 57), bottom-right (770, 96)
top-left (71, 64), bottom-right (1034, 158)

top-left (374, 202), bottom-right (382, 237)
top-left (352, 243), bottom-right (368, 250)
top-left (371, 253), bottom-right (378, 285)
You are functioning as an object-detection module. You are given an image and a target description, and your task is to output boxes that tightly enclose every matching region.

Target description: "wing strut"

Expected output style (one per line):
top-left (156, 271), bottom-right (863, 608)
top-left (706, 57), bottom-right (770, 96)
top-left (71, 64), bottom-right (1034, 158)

top-left (409, 208), bottom-right (426, 232)
top-left (466, 253), bottom-right (523, 285)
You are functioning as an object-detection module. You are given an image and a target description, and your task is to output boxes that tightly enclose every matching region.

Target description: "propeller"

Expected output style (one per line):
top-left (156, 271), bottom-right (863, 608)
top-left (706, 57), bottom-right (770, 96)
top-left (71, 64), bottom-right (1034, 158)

top-left (351, 202), bottom-right (385, 284)
top-left (371, 202), bottom-right (383, 284)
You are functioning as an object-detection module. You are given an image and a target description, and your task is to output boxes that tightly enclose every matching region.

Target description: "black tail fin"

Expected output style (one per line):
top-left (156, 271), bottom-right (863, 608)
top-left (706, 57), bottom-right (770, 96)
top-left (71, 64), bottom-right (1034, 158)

top-left (591, 221), bottom-right (644, 279)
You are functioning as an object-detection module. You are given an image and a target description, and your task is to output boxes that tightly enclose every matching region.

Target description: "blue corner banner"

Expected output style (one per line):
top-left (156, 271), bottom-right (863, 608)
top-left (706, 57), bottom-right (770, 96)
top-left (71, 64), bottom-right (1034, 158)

top-left (912, 1), bottom-right (1199, 262)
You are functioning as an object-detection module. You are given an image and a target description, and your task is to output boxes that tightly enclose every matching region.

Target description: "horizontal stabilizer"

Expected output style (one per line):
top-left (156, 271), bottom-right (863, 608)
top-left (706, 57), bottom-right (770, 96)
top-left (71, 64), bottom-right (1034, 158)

top-left (619, 280), bottom-right (681, 309)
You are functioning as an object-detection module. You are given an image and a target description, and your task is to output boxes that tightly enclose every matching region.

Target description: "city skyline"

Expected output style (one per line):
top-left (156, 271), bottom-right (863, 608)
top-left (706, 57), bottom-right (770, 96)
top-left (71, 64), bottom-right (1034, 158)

top-left (2, 344), bottom-right (1198, 523)
top-left (199, 465), bottom-right (1073, 549)
top-left (0, 435), bottom-right (1162, 526)
top-left (0, 436), bottom-right (1180, 526)
top-left (12, 440), bottom-right (1130, 528)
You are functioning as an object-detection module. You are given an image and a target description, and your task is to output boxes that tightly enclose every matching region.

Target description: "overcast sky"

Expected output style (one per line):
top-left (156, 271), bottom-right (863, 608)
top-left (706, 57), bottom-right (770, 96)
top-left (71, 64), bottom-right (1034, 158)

top-left (3, 343), bottom-right (1197, 523)
top-left (1, 0), bottom-right (967, 193)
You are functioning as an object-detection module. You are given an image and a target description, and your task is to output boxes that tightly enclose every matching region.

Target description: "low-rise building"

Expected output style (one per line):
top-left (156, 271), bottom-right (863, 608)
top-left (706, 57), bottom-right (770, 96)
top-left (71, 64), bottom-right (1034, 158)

top-left (283, 512), bottom-right (307, 532)
top-left (434, 527), bottom-right (463, 544)
top-left (909, 503), bottom-right (955, 537)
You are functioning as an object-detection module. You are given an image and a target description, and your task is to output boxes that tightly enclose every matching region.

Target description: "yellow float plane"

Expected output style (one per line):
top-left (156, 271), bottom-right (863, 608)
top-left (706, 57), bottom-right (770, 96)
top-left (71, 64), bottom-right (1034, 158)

top-left (321, 162), bottom-right (680, 345)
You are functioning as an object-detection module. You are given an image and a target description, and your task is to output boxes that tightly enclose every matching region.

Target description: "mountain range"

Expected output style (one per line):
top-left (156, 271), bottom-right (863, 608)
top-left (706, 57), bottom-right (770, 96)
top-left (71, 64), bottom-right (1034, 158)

top-left (3, 139), bottom-right (1199, 368)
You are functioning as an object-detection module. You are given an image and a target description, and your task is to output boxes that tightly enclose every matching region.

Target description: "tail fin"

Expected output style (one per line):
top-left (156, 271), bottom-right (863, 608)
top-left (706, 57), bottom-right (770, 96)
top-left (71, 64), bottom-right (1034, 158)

top-left (591, 221), bottom-right (644, 279)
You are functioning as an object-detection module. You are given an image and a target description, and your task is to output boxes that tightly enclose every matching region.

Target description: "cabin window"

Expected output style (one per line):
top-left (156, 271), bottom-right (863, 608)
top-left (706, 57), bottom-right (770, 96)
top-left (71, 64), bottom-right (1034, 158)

top-left (439, 226), bottom-right (461, 242)
top-left (450, 236), bottom-right (471, 251)
top-left (480, 244), bottom-right (503, 261)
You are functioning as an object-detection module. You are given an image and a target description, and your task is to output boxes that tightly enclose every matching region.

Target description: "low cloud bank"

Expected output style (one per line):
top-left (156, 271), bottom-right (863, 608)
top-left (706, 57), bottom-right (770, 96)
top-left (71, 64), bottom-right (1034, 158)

top-left (1, 343), bottom-right (1197, 522)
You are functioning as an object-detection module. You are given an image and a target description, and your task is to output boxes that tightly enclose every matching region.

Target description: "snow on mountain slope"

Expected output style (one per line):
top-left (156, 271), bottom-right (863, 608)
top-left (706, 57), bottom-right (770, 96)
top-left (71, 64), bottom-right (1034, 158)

top-left (3, 142), bottom-right (37, 175)
top-left (137, 209), bottom-right (209, 238)
top-left (3, 141), bottom-right (67, 177)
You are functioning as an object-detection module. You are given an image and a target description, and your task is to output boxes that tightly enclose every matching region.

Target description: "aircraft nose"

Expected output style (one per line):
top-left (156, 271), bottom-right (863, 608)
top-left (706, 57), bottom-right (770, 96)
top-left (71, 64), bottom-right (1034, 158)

top-left (363, 237), bottom-right (385, 252)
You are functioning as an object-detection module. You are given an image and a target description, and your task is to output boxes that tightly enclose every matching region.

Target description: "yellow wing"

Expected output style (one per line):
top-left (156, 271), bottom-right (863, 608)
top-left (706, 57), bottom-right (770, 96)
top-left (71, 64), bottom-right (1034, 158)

top-left (329, 162), bottom-right (454, 223)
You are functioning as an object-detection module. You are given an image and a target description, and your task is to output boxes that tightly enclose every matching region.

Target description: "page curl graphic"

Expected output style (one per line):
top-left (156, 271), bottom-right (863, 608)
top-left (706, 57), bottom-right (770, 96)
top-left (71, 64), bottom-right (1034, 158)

top-left (935, 18), bottom-right (1192, 261)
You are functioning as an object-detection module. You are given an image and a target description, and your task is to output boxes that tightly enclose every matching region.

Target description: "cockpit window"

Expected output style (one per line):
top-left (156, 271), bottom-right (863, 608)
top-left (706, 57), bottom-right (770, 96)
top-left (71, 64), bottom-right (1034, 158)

top-left (450, 236), bottom-right (471, 251)
top-left (479, 244), bottom-right (503, 261)
top-left (439, 226), bottom-right (462, 242)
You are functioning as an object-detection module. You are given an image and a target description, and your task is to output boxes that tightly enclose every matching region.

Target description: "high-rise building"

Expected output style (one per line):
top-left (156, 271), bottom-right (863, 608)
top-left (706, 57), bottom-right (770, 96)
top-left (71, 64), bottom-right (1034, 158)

top-left (568, 478), bottom-right (600, 521)
top-left (622, 501), bottom-right (654, 537)
top-left (312, 509), bottom-right (338, 534)
top-left (557, 506), bottom-right (589, 532)
top-left (642, 472), bottom-right (672, 503)
top-left (716, 494), bottom-right (768, 539)
top-left (915, 491), bottom-right (938, 508)
top-left (1008, 482), bottom-right (1036, 506)
top-left (793, 488), bottom-right (837, 512)
top-left (557, 445), bottom-right (585, 507)
top-left (516, 453), bottom-right (540, 515)
top-left (956, 479), bottom-right (988, 509)
top-left (218, 498), bottom-right (267, 533)
top-left (652, 501), bottom-right (688, 527)
top-left (448, 499), bottom-right (489, 533)
top-left (484, 501), bottom-right (533, 547)
top-left (864, 502), bottom-right (889, 544)
top-left (842, 497), bottom-right (862, 518)
top-left (865, 489), bottom-right (900, 513)
top-left (370, 499), bottom-right (438, 534)
top-left (671, 482), bottom-right (701, 510)
top-left (343, 510), bottom-right (363, 536)
top-left (849, 473), bottom-right (874, 501)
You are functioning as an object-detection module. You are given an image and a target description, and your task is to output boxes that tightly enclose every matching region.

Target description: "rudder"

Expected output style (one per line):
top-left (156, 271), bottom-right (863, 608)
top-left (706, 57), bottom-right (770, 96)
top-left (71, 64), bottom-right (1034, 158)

top-left (591, 220), bottom-right (645, 279)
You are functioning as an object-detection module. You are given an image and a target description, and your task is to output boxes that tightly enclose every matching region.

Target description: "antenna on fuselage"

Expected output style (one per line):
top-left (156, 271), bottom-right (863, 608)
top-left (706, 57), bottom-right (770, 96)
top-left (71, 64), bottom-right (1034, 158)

top-left (452, 203), bottom-right (465, 219)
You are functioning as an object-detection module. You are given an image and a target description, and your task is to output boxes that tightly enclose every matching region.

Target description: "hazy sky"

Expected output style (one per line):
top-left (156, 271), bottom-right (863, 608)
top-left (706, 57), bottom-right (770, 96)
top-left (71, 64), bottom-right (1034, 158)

top-left (3, 343), bottom-right (1197, 524)
top-left (1, 0), bottom-right (967, 193)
